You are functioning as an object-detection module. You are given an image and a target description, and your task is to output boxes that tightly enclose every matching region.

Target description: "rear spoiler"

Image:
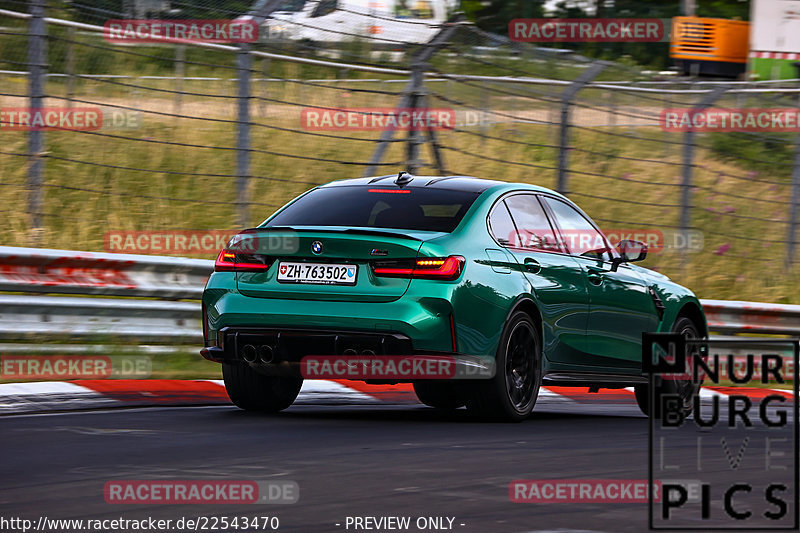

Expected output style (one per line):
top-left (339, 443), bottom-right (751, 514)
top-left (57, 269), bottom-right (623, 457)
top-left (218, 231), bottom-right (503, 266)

top-left (238, 226), bottom-right (425, 241)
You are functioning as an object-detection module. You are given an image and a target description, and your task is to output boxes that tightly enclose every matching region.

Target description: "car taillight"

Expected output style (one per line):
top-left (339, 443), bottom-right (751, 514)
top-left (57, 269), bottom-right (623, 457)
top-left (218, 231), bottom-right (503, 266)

top-left (214, 249), bottom-right (272, 272)
top-left (373, 256), bottom-right (465, 281)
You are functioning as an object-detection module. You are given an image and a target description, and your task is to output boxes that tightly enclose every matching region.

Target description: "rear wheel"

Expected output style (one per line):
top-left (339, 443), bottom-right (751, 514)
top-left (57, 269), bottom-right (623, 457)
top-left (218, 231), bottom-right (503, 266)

top-left (413, 381), bottom-right (464, 410)
top-left (464, 311), bottom-right (541, 422)
top-left (222, 362), bottom-right (303, 412)
top-left (635, 316), bottom-right (703, 418)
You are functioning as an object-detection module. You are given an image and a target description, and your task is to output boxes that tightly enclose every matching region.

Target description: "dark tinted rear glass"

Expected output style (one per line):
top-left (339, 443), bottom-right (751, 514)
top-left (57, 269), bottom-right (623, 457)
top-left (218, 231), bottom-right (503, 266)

top-left (264, 186), bottom-right (480, 233)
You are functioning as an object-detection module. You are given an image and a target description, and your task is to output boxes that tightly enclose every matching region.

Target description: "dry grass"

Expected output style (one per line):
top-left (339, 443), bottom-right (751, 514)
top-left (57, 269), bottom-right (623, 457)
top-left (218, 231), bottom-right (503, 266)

top-left (1, 77), bottom-right (797, 305)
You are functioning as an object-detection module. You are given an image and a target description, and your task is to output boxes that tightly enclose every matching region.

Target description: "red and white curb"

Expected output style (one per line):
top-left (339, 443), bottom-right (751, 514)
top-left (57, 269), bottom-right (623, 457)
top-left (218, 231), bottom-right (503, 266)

top-left (750, 51), bottom-right (800, 60)
top-left (0, 380), bottom-right (794, 415)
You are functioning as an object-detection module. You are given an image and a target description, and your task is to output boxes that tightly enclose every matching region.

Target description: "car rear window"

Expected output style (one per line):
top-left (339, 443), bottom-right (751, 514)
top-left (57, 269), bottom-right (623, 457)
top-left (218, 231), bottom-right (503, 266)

top-left (264, 186), bottom-right (480, 233)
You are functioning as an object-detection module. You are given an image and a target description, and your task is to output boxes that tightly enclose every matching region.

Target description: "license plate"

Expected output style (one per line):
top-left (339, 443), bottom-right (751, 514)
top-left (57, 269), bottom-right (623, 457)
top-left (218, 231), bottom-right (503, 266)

top-left (277, 262), bottom-right (357, 285)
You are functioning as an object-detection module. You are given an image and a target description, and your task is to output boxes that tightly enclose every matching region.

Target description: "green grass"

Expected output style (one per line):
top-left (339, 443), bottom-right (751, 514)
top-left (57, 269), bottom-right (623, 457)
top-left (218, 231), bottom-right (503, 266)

top-left (0, 347), bottom-right (219, 383)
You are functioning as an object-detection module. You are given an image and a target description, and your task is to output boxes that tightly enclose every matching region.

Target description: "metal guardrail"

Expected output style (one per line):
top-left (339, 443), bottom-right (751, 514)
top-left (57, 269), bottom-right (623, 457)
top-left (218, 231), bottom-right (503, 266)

top-left (0, 246), bottom-right (798, 346)
top-left (0, 246), bottom-right (210, 344)
top-left (0, 245), bottom-right (212, 299)
top-left (0, 295), bottom-right (200, 343)
top-left (700, 299), bottom-right (800, 336)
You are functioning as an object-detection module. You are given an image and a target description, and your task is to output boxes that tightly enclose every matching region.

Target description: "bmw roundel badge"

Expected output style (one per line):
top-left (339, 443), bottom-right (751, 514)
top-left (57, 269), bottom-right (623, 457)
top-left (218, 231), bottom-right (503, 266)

top-left (311, 241), bottom-right (324, 255)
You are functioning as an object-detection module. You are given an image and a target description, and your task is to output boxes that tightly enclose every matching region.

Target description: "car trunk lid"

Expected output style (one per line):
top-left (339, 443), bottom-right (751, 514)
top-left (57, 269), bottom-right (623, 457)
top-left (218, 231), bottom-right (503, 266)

top-left (234, 227), bottom-right (438, 302)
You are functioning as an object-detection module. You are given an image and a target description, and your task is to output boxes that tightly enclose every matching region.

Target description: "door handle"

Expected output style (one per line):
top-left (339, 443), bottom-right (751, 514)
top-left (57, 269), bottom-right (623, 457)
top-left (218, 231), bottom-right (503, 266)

top-left (524, 258), bottom-right (541, 274)
top-left (587, 266), bottom-right (603, 285)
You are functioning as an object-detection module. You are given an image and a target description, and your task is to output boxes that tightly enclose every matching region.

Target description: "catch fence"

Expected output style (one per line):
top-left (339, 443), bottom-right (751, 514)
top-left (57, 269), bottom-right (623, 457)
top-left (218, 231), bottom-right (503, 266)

top-left (1, 3), bottom-right (799, 303)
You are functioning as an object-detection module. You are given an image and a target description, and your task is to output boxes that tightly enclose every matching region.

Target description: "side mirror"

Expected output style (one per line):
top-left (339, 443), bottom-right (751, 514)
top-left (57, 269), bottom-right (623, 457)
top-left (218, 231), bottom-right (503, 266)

top-left (610, 239), bottom-right (647, 271)
top-left (617, 239), bottom-right (647, 263)
top-left (619, 239), bottom-right (648, 262)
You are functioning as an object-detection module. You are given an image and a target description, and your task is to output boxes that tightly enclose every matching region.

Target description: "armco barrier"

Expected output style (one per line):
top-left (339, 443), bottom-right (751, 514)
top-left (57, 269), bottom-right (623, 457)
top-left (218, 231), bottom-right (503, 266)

top-left (0, 246), bottom-right (210, 343)
top-left (0, 295), bottom-right (200, 342)
top-left (700, 299), bottom-right (800, 336)
top-left (0, 245), bottom-right (211, 298)
top-left (0, 246), bottom-right (798, 345)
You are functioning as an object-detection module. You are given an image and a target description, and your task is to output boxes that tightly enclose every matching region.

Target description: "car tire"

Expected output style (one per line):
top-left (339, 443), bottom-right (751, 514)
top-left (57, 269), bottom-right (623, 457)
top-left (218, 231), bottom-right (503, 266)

top-left (464, 311), bottom-right (542, 422)
top-left (635, 316), bottom-right (703, 418)
top-left (222, 362), bottom-right (303, 412)
top-left (413, 381), bottom-right (465, 410)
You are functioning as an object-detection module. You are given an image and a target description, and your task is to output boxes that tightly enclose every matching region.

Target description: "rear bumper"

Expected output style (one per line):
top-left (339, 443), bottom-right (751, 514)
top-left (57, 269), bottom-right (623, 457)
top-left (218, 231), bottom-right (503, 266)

top-left (203, 288), bottom-right (458, 354)
top-left (200, 327), bottom-right (494, 381)
top-left (210, 326), bottom-right (413, 362)
top-left (202, 271), bottom-right (502, 376)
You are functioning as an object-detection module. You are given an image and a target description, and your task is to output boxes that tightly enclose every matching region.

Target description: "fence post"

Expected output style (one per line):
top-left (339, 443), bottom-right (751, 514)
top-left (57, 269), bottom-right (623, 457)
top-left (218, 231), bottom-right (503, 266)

top-left (479, 83), bottom-right (488, 145)
top-left (259, 57), bottom-right (270, 118)
top-left (231, 0), bottom-right (284, 226)
top-left (174, 45), bottom-right (185, 116)
top-left (678, 85), bottom-right (729, 258)
top-left (661, 91), bottom-right (670, 158)
top-left (556, 62), bottom-right (607, 195)
top-left (363, 19), bottom-right (463, 177)
top-left (27, 0), bottom-right (47, 246)
top-left (786, 135), bottom-right (800, 268)
top-left (65, 26), bottom-right (75, 108)
top-left (236, 45), bottom-right (252, 228)
top-left (607, 86), bottom-right (616, 127)
top-left (785, 66), bottom-right (800, 268)
top-left (406, 61), bottom-right (425, 174)
top-left (363, 80), bottom-right (413, 177)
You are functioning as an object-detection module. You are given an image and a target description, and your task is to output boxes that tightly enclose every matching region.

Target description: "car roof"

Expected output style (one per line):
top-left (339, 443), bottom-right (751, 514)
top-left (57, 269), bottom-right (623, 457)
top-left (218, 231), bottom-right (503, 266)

top-left (320, 175), bottom-right (564, 197)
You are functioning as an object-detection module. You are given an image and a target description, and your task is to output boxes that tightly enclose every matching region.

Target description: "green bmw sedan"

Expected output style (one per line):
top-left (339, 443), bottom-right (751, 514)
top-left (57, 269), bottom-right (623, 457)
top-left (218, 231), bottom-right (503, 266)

top-left (201, 173), bottom-right (706, 421)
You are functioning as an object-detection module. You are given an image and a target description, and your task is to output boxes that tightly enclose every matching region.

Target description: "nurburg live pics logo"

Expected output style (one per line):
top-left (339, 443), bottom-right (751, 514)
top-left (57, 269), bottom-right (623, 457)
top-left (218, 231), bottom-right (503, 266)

top-left (644, 333), bottom-right (799, 529)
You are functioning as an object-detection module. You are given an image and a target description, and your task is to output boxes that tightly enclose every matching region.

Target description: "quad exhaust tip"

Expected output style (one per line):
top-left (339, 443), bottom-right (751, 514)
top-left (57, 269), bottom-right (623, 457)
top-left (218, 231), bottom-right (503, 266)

top-left (241, 344), bottom-right (257, 363)
top-left (257, 345), bottom-right (274, 364)
top-left (244, 344), bottom-right (374, 362)
top-left (342, 348), bottom-right (377, 356)
top-left (242, 344), bottom-right (275, 364)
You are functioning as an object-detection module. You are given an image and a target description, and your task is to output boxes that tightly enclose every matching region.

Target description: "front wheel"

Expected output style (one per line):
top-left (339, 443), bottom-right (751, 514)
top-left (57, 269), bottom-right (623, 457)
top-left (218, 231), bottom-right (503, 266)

top-left (464, 311), bottom-right (542, 421)
top-left (222, 362), bottom-right (303, 412)
top-left (635, 316), bottom-right (703, 418)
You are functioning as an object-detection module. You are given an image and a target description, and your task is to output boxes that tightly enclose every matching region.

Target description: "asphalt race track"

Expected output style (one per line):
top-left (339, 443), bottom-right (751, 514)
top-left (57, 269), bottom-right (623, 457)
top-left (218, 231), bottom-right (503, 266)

top-left (2, 399), bottom-right (795, 533)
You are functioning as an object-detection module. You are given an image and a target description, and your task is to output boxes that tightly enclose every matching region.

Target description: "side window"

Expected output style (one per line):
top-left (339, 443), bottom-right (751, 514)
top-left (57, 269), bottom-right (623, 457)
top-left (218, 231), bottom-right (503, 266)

top-left (487, 201), bottom-right (519, 247)
top-left (541, 197), bottom-right (615, 261)
top-left (311, 0), bottom-right (337, 17)
top-left (504, 195), bottom-right (561, 252)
